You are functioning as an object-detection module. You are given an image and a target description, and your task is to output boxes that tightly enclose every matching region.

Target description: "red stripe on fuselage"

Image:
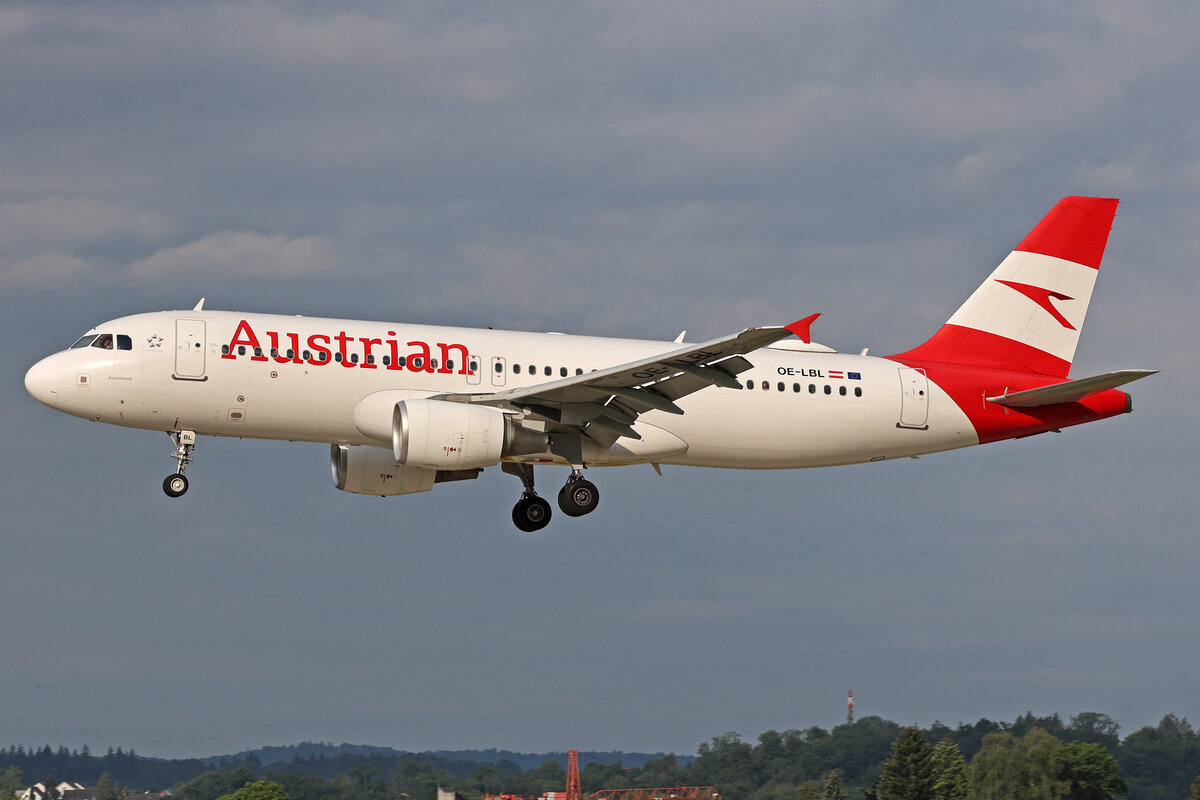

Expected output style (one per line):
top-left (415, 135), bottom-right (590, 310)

top-left (890, 324), bottom-right (1072, 378)
top-left (1014, 196), bottom-right (1118, 269)
top-left (888, 356), bottom-right (1131, 444)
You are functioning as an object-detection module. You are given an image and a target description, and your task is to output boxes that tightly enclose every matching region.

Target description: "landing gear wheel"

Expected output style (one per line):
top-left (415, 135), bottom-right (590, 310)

top-left (512, 496), bottom-right (552, 532)
top-left (163, 473), bottom-right (189, 498)
top-left (558, 478), bottom-right (599, 517)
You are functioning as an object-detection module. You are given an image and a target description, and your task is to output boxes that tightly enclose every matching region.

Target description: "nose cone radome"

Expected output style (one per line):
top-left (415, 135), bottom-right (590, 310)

top-left (25, 356), bottom-right (59, 408)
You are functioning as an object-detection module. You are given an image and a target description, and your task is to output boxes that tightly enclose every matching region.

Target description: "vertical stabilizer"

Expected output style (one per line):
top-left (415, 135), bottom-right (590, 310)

top-left (892, 196), bottom-right (1119, 377)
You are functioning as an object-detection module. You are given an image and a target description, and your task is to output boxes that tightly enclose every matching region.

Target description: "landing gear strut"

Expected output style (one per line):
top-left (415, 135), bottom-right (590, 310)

top-left (503, 462), bottom-right (552, 532)
top-left (558, 470), bottom-right (600, 517)
top-left (163, 430), bottom-right (196, 498)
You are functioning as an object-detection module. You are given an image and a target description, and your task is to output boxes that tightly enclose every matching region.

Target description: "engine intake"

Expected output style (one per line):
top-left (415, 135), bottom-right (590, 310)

top-left (393, 399), bottom-right (549, 470)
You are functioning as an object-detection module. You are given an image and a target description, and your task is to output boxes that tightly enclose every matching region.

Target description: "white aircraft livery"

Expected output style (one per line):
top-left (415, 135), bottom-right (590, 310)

top-left (25, 197), bottom-right (1155, 531)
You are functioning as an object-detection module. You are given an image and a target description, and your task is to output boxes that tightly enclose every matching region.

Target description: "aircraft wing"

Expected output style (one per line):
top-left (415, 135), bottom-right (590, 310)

top-left (986, 369), bottom-right (1157, 408)
top-left (436, 323), bottom-right (805, 445)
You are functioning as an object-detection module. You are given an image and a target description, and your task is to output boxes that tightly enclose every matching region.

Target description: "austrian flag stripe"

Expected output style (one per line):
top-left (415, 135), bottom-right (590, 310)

top-left (829, 370), bottom-right (844, 379)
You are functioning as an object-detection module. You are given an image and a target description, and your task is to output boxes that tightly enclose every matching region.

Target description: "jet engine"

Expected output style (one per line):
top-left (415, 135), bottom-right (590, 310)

top-left (393, 398), bottom-right (549, 470)
top-left (330, 443), bottom-right (437, 496)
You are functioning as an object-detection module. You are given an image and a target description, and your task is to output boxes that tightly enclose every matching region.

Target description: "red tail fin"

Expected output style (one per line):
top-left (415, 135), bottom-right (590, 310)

top-left (892, 196), bottom-right (1119, 377)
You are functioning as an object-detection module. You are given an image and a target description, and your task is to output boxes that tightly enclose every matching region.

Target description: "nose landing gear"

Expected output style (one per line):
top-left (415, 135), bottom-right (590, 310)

top-left (163, 430), bottom-right (196, 498)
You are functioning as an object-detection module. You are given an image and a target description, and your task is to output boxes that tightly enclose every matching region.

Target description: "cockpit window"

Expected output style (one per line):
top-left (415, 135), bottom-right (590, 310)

top-left (70, 334), bottom-right (98, 349)
top-left (91, 333), bottom-right (114, 349)
top-left (117, 334), bottom-right (132, 351)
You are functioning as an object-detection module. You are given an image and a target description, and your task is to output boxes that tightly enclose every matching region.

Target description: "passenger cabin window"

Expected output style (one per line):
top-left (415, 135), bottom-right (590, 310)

top-left (839, 385), bottom-right (847, 396)
top-left (71, 334), bottom-right (98, 349)
top-left (560, 367), bottom-right (567, 377)
top-left (747, 379), bottom-right (755, 389)
top-left (513, 364), bottom-right (522, 374)
top-left (222, 344), bottom-right (230, 355)
top-left (854, 387), bottom-right (862, 397)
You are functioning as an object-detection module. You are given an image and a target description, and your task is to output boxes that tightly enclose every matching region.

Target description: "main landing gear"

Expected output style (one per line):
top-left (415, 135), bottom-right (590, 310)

top-left (558, 470), bottom-right (600, 517)
top-left (163, 430), bottom-right (196, 498)
top-left (502, 463), bottom-right (601, 532)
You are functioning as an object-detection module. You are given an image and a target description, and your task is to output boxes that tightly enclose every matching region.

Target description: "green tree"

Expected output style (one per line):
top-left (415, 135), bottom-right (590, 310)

top-left (795, 782), bottom-right (819, 800)
top-left (968, 729), bottom-right (1067, 800)
top-left (217, 781), bottom-right (289, 800)
top-left (694, 733), bottom-right (756, 799)
top-left (1056, 743), bottom-right (1126, 800)
top-left (819, 772), bottom-right (847, 800)
top-left (1119, 714), bottom-right (1199, 800)
top-left (929, 739), bottom-right (967, 800)
top-left (1065, 714), bottom-right (1121, 750)
top-left (179, 769), bottom-right (258, 800)
top-left (0, 767), bottom-right (25, 800)
top-left (96, 773), bottom-right (121, 800)
top-left (876, 727), bottom-right (933, 800)
top-left (1190, 774), bottom-right (1200, 800)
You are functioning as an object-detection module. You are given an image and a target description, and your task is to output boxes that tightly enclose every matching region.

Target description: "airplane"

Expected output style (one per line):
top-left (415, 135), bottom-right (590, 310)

top-left (24, 196), bottom-right (1155, 531)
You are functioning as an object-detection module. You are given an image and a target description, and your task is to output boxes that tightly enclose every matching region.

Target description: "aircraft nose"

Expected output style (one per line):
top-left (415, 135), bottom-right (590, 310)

top-left (24, 356), bottom-right (59, 408)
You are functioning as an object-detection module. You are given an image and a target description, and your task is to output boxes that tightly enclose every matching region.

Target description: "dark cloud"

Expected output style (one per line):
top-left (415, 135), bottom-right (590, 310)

top-left (2, 0), bottom-right (1194, 758)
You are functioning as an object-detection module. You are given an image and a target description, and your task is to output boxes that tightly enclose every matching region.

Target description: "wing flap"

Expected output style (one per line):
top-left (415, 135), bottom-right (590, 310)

top-left (986, 369), bottom-right (1157, 408)
top-left (434, 323), bottom-right (805, 442)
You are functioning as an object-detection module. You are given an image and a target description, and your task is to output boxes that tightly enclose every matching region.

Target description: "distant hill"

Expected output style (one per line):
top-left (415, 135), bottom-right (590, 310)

top-left (205, 742), bottom-right (687, 771)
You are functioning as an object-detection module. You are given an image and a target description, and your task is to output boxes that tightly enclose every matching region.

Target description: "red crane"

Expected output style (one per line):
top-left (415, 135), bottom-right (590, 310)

top-left (483, 750), bottom-right (719, 800)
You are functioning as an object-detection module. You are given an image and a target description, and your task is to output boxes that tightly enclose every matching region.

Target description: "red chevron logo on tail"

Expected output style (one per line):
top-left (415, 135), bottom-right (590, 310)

top-left (996, 279), bottom-right (1076, 330)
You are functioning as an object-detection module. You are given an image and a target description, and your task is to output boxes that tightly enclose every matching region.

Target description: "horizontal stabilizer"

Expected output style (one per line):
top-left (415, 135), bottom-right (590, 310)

top-left (986, 369), bottom-right (1157, 408)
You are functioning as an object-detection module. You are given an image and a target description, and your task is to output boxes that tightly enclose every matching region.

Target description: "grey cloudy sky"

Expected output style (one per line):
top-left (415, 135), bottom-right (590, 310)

top-left (2, 0), bottom-right (1196, 760)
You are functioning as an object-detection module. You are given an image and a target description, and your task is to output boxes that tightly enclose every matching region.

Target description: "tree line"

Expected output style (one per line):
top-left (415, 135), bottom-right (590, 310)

top-left (3, 712), bottom-right (1199, 800)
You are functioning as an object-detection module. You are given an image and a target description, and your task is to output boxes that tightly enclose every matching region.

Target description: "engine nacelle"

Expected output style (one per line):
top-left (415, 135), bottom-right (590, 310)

top-left (330, 443), bottom-right (436, 496)
top-left (393, 398), bottom-right (549, 470)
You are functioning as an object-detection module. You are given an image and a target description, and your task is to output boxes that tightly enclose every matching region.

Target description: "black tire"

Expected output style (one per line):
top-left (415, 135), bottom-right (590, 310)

top-left (163, 473), bottom-right (189, 498)
top-left (512, 496), bottom-right (552, 532)
top-left (558, 478), bottom-right (599, 517)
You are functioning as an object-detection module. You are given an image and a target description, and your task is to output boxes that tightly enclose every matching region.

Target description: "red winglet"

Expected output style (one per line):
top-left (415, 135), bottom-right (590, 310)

top-left (785, 313), bottom-right (821, 344)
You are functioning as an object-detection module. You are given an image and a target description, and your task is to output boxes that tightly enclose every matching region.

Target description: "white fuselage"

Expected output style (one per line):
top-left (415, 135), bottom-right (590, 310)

top-left (26, 310), bottom-right (978, 470)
